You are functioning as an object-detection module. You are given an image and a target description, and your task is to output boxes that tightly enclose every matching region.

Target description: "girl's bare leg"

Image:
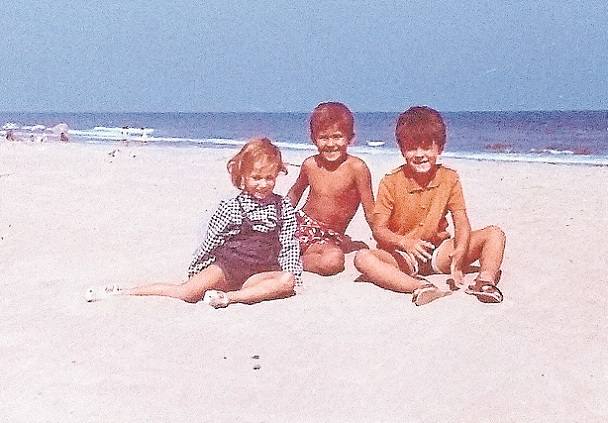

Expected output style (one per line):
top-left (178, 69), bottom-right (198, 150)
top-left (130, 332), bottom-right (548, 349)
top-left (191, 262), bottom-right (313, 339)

top-left (353, 249), bottom-right (425, 293)
top-left (225, 271), bottom-right (295, 305)
top-left (122, 264), bottom-right (227, 303)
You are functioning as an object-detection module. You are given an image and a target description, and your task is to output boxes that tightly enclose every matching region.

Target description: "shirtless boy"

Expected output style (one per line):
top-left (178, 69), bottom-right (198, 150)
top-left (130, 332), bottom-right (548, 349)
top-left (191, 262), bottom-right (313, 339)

top-left (287, 102), bottom-right (375, 276)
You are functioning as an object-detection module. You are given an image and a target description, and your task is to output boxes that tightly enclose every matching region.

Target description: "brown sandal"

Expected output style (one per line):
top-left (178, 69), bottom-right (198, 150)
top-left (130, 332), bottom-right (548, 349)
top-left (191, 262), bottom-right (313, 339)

top-left (465, 279), bottom-right (503, 303)
top-left (447, 270), bottom-right (502, 292)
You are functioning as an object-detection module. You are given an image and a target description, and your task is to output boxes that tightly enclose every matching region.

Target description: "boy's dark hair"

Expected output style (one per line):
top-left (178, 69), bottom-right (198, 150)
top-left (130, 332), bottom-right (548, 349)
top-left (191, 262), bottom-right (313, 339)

top-left (395, 106), bottom-right (446, 151)
top-left (310, 102), bottom-right (354, 140)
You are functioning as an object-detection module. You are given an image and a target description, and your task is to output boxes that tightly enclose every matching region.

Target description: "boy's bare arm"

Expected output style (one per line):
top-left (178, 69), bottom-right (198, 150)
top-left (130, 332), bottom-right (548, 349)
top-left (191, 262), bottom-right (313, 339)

top-left (372, 213), bottom-right (402, 249)
top-left (353, 160), bottom-right (375, 228)
top-left (449, 209), bottom-right (471, 282)
top-left (451, 209), bottom-right (471, 254)
top-left (287, 162), bottom-right (310, 207)
top-left (372, 213), bottom-right (433, 262)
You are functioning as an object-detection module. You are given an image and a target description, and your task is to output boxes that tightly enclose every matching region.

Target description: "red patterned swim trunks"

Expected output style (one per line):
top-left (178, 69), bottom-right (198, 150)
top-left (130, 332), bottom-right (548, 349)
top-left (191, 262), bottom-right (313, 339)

top-left (295, 210), bottom-right (344, 253)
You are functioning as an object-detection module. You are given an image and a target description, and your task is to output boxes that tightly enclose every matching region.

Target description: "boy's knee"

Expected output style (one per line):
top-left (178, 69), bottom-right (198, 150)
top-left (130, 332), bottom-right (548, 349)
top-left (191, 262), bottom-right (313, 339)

top-left (317, 250), bottom-right (345, 276)
top-left (486, 225), bottom-right (506, 243)
top-left (354, 249), bottom-right (372, 272)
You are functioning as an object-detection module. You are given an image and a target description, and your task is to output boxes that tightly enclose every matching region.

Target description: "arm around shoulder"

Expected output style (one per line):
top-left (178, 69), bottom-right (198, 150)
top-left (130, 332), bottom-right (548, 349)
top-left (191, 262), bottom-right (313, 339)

top-left (286, 158), bottom-right (311, 208)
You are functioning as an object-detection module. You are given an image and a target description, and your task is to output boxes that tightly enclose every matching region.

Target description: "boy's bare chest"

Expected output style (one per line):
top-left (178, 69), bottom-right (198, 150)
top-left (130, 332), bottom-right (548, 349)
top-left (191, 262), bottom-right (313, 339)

top-left (308, 167), bottom-right (357, 196)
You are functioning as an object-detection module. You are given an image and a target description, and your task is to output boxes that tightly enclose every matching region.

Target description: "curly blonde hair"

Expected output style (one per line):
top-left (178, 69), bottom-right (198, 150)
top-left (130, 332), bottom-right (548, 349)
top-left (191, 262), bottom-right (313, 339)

top-left (227, 138), bottom-right (287, 188)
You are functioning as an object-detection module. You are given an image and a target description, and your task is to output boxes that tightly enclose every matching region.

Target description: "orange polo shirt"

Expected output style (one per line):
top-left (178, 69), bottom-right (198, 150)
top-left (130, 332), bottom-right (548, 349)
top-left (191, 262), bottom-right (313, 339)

top-left (374, 165), bottom-right (466, 246)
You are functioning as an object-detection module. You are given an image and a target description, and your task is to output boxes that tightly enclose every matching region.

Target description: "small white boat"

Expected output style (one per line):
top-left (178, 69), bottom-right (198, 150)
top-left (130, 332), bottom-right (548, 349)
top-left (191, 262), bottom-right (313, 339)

top-left (2, 122), bottom-right (18, 130)
top-left (366, 140), bottom-right (385, 147)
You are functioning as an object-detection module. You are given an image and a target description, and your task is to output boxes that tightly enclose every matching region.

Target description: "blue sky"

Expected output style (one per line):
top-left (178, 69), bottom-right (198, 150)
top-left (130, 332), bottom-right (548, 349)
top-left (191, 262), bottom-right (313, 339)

top-left (1, 1), bottom-right (606, 112)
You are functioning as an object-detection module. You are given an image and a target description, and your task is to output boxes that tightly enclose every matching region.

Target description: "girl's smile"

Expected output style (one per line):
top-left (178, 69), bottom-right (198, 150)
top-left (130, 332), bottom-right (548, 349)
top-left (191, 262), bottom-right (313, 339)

top-left (243, 162), bottom-right (279, 200)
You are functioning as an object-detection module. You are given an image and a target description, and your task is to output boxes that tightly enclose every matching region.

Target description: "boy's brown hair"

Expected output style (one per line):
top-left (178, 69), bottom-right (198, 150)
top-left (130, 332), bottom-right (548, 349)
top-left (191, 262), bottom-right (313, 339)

top-left (310, 102), bottom-right (355, 140)
top-left (395, 106), bottom-right (446, 151)
top-left (227, 138), bottom-right (287, 188)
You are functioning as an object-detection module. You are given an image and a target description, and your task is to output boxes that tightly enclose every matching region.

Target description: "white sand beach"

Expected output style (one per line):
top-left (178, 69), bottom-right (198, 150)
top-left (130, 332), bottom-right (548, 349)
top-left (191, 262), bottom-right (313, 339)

top-left (1, 141), bottom-right (607, 422)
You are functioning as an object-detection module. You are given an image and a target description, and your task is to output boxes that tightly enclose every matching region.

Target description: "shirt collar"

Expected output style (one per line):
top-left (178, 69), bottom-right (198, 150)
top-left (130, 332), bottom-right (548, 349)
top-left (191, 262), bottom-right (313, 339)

top-left (402, 165), bottom-right (443, 193)
top-left (238, 191), bottom-right (279, 211)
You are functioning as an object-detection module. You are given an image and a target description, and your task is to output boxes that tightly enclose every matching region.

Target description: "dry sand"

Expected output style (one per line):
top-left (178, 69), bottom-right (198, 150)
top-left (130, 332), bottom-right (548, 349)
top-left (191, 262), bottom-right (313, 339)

top-left (1, 141), bottom-right (607, 422)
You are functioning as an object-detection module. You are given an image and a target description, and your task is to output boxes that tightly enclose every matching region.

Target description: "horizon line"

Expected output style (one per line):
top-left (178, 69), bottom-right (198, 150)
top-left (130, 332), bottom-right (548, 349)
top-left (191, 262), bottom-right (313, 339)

top-left (1, 109), bottom-right (607, 114)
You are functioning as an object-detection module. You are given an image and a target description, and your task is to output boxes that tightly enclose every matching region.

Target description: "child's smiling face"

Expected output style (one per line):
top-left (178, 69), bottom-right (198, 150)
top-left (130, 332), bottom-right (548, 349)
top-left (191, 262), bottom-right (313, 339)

top-left (243, 161), bottom-right (280, 200)
top-left (401, 141), bottom-right (442, 175)
top-left (313, 124), bottom-right (352, 164)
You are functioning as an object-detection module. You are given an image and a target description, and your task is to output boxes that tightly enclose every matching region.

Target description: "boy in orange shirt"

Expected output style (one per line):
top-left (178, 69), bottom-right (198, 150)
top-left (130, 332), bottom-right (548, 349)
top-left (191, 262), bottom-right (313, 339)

top-left (288, 102), bottom-right (375, 276)
top-left (354, 106), bottom-right (506, 306)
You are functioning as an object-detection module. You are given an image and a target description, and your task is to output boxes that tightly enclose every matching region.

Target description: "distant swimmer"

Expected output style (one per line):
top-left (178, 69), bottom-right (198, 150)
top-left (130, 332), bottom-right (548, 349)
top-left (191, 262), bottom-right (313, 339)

top-left (60, 132), bottom-right (69, 142)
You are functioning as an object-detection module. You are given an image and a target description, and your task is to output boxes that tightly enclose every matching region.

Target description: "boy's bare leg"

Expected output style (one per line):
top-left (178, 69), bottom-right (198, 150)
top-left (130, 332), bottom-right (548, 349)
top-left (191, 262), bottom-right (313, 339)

top-left (122, 264), bottom-right (227, 303)
top-left (302, 242), bottom-right (345, 276)
top-left (354, 249), bottom-right (426, 293)
top-left (226, 271), bottom-right (295, 305)
top-left (434, 225), bottom-right (506, 283)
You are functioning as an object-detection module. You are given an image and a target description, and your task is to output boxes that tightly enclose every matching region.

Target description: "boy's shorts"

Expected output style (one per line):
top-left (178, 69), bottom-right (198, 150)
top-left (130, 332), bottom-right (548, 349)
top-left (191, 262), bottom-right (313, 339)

top-left (396, 239), bottom-right (448, 276)
top-left (295, 210), bottom-right (343, 253)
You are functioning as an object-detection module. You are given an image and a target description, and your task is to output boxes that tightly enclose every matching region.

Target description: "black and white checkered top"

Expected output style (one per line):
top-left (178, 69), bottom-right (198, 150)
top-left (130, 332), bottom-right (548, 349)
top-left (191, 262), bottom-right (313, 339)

top-left (187, 191), bottom-right (303, 285)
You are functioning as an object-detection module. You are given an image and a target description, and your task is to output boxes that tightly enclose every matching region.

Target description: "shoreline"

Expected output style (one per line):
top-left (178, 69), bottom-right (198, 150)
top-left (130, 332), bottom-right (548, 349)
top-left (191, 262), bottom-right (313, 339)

top-left (3, 137), bottom-right (608, 167)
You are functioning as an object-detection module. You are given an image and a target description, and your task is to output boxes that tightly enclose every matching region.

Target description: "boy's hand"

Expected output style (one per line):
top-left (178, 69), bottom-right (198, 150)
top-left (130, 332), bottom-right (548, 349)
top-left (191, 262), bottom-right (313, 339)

top-left (399, 238), bottom-right (434, 262)
top-left (448, 249), bottom-right (466, 285)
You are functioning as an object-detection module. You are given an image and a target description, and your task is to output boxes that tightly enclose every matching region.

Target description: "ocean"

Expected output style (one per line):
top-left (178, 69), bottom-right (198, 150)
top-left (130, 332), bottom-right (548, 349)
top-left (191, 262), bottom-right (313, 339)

top-left (2, 111), bottom-right (607, 166)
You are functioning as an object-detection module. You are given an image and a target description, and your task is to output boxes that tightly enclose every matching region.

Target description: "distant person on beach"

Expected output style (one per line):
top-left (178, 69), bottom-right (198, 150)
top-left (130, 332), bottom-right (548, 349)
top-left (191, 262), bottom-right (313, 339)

top-left (354, 106), bottom-right (506, 306)
top-left (120, 126), bottom-right (129, 144)
top-left (287, 102), bottom-right (375, 276)
top-left (86, 138), bottom-right (302, 307)
top-left (6, 129), bottom-right (16, 141)
top-left (140, 128), bottom-right (149, 143)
